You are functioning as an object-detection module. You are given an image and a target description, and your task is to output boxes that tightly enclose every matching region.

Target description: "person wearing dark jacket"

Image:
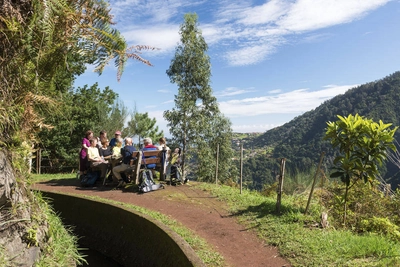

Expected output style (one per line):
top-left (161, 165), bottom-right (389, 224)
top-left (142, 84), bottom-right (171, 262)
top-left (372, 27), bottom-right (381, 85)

top-left (112, 137), bottom-right (137, 188)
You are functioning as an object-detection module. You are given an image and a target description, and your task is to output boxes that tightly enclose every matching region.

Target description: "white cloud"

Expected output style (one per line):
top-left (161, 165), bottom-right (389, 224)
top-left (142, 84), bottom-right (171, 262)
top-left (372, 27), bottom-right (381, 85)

top-left (157, 89), bottom-right (171, 93)
top-left (237, 0), bottom-right (289, 26)
top-left (123, 25), bottom-right (180, 53)
top-left (215, 87), bottom-right (256, 97)
top-left (219, 84), bottom-right (358, 117)
top-left (224, 42), bottom-right (280, 66)
top-left (110, 0), bottom-right (391, 66)
top-left (277, 0), bottom-right (389, 32)
top-left (268, 89), bottom-right (282, 94)
top-left (147, 110), bottom-right (170, 136)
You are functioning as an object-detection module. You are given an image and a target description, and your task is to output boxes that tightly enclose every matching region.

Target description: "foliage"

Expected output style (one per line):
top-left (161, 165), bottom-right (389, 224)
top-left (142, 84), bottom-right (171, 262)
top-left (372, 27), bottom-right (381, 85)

top-left (125, 111), bottom-right (164, 146)
top-left (247, 72), bottom-right (400, 189)
top-left (37, 83), bottom-right (123, 172)
top-left (324, 114), bottom-right (397, 224)
top-left (197, 183), bottom-right (400, 267)
top-left (326, 114), bottom-right (397, 186)
top-left (99, 99), bottom-right (130, 136)
top-left (195, 114), bottom-right (237, 183)
top-left (360, 217), bottom-right (400, 241)
top-left (33, 192), bottom-right (86, 266)
top-left (1, 1), bottom-right (155, 265)
top-left (0, 0), bottom-right (155, 148)
top-left (319, 181), bottom-right (400, 236)
top-left (164, 13), bottom-right (235, 182)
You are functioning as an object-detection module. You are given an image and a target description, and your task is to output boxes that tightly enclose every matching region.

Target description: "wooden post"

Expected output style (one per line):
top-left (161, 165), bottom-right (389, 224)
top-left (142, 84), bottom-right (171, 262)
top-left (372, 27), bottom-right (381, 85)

top-left (37, 149), bottom-right (42, 174)
top-left (240, 142), bottom-right (243, 194)
top-left (215, 143), bottom-right (219, 185)
top-left (275, 158), bottom-right (286, 214)
top-left (161, 147), bottom-right (167, 181)
top-left (305, 152), bottom-right (325, 214)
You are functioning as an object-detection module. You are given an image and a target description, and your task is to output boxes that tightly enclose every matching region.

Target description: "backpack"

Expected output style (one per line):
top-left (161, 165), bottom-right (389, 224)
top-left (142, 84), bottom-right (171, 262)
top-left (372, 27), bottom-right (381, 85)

top-left (138, 169), bottom-right (164, 193)
top-left (169, 165), bottom-right (183, 186)
top-left (80, 171), bottom-right (99, 187)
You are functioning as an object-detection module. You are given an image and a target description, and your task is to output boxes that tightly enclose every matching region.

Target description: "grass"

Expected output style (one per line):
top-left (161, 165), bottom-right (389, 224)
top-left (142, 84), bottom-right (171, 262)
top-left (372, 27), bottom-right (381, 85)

top-left (33, 191), bottom-right (87, 266)
top-left (30, 173), bottom-right (77, 183)
top-left (195, 183), bottom-right (400, 267)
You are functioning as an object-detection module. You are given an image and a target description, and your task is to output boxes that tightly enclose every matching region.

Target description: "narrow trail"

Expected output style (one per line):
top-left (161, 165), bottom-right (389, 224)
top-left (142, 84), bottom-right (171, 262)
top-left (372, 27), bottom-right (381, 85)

top-left (33, 179), bottom-right (290, 267)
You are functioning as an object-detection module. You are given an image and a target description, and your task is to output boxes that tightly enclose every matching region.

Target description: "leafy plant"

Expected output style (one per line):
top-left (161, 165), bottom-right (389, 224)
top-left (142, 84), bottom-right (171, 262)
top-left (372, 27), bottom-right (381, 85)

top-left (325, 114), bottom-right (397, 225)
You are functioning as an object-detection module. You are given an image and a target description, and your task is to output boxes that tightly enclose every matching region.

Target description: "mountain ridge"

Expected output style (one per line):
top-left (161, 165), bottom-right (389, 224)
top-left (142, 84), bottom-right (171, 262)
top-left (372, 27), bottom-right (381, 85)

top-left (245, 71), bottom-right (400, 189)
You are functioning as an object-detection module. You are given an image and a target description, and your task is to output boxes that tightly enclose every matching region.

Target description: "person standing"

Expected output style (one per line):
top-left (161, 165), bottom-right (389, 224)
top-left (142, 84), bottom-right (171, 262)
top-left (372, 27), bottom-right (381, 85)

top-left (79, 130), bottom-right (93, 176)
top-left (96, 130), bottom-right (107, 149)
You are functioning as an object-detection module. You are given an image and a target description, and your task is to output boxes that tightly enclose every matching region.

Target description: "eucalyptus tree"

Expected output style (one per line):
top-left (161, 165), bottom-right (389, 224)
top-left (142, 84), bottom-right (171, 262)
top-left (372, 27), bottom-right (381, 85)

top-left (164, 13), bottom-right (234, 181)
top-left (195, 114), bottom-right (237, 183)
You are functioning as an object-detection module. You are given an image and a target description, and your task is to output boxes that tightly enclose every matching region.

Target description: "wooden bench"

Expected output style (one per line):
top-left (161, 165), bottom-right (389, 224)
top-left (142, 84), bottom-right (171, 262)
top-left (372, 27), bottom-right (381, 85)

top-left (125, 149), bottom-right (167, 184)
top-left (122, 151), bottom-right (141, 184)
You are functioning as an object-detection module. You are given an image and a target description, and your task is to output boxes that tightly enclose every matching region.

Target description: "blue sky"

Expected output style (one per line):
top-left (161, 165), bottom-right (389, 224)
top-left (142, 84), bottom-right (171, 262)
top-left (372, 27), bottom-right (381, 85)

top-left (74, 0), bottom-right (400, 135)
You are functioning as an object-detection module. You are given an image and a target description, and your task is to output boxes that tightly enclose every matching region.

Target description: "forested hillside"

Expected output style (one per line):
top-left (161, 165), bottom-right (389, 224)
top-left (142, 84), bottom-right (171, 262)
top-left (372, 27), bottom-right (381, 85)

top-left (245, 71), bottom-right (400, 189)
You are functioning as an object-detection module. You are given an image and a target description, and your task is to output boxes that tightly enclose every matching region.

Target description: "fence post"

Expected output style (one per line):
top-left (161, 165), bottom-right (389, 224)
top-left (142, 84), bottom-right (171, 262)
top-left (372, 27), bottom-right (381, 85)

top-left (304, 152), bottom-right (325, 215)
top-left (275, 158), bottom-right (286, 214)
top-left (215, 143), bottom-right (219, 185)
top-left (36, 149), bottom-right (41, 174)
top-left (240, 142), bottom-right (243, 194)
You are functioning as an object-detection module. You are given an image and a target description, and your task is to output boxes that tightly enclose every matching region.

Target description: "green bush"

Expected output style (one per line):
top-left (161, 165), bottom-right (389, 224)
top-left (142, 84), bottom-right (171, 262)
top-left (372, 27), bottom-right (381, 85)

top-left (360, 217), bottom-right (400, 241)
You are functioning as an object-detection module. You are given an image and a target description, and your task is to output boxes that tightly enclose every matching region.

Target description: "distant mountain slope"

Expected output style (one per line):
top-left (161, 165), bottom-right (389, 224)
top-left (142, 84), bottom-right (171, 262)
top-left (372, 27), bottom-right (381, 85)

top-left (250, 71), bottom-right (400, 187)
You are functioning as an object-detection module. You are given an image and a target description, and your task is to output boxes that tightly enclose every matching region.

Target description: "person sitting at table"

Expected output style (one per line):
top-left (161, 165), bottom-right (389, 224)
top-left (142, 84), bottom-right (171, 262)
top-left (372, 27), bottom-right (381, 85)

top-left (87, 138), bottom-right (109, 182)
top-left (112, 137), bottom-right (137, 188)
top-left (109, 130), bottom-right (122, 149)
top-left (99, 138), bottom-right (113, 180)
top-left (142, 137), bottom-right (158, 169)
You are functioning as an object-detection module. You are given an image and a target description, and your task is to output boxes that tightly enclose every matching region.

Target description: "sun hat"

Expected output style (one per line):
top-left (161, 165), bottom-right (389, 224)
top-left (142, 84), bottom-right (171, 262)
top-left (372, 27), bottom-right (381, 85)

top-left (115, 131), bottom-right (121, 135)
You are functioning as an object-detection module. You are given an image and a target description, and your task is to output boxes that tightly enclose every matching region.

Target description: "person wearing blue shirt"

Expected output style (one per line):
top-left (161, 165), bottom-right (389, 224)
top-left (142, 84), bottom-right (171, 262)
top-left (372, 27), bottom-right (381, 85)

top-left (109, 130), bottom-right (122, 148)
top-left (112, 137), bottom-right (137, 188)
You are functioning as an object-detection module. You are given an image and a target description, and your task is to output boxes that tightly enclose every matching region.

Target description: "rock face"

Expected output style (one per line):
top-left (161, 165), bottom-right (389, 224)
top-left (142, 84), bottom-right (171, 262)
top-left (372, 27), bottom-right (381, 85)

top-left (0, 149), bottom-right (46, 266)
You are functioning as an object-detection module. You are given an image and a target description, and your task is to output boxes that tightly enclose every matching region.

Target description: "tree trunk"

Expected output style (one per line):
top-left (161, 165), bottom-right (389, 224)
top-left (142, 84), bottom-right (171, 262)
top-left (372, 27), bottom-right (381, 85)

top-left (343, 185), bottom-right (349, 226)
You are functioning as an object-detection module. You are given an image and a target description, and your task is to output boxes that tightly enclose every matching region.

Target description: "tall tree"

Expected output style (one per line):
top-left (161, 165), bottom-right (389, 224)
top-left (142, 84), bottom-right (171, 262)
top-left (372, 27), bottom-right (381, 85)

top-left (164, 13), bottom-right (234, 181)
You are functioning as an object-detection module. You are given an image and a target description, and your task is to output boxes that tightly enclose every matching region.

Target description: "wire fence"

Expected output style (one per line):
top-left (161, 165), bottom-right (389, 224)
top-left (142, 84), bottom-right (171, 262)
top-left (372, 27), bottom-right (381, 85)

top-left (32, 150), bottom-right (78, 174)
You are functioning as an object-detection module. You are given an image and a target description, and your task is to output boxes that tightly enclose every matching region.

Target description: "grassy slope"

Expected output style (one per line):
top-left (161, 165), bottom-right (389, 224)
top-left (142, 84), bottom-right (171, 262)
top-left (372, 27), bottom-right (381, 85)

top-left (196, 183), bottom-right (400, 267)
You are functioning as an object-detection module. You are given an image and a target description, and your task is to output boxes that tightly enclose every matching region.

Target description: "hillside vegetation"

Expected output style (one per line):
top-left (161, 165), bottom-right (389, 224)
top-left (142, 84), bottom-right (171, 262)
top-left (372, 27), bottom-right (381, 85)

top-left (242, 71), bottom-right (400, 190)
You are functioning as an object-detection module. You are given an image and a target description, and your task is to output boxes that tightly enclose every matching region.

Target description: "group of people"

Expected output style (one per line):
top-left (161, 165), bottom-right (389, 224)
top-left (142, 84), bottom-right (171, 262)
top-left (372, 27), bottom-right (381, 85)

top-left (79, 130), bottom-right (183, 188)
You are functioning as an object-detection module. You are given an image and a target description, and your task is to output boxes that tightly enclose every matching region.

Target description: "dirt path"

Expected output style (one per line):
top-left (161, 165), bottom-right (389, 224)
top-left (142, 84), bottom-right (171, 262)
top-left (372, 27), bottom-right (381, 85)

top-left (33, 178), bottom-right (290, 267)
